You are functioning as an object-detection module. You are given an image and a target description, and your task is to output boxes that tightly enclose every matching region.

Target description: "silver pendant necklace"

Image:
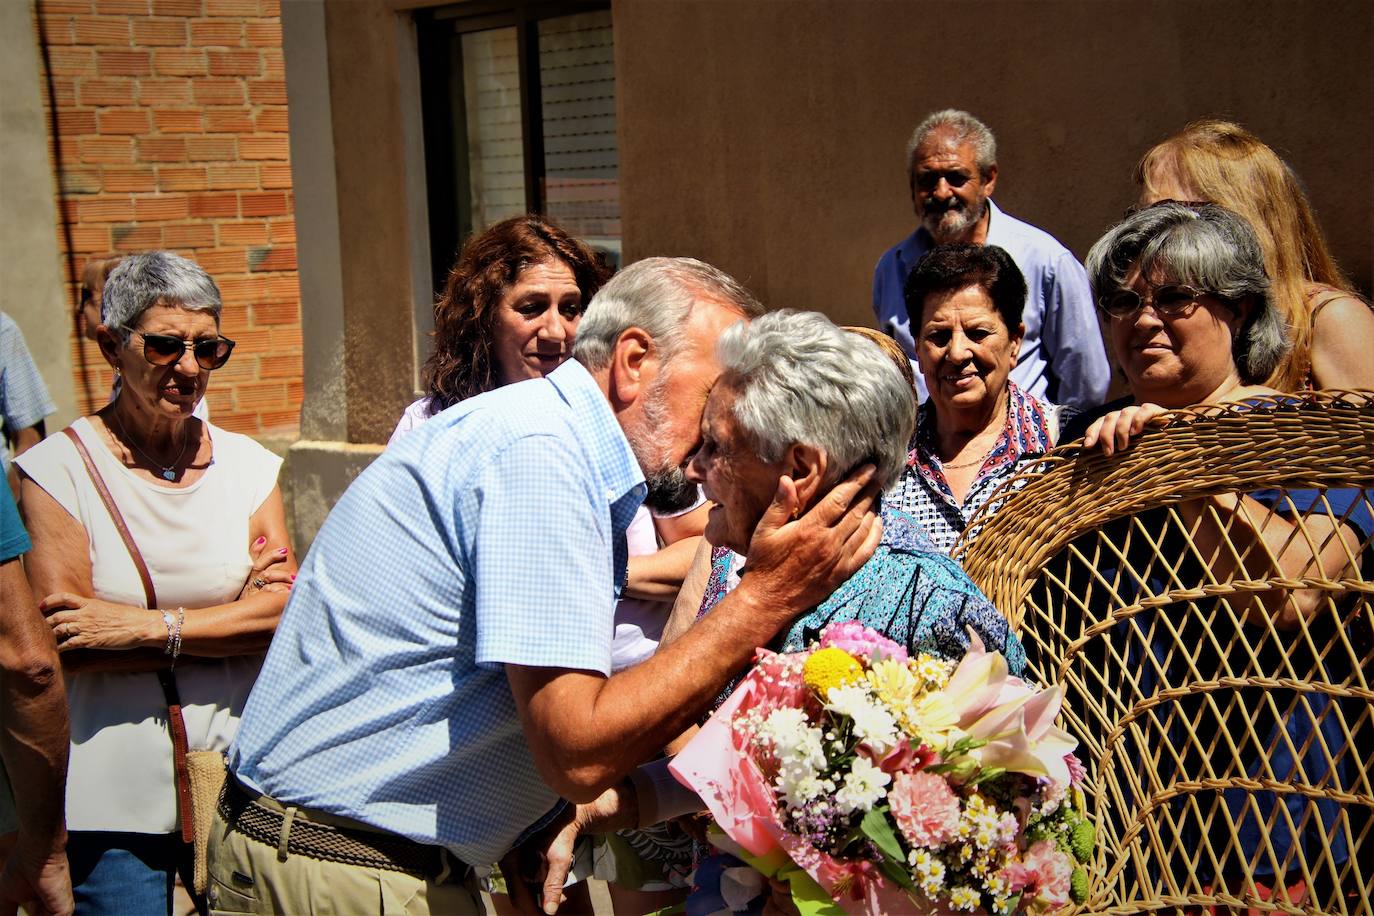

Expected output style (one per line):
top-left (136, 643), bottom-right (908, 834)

top-left (110, 410), bottom-right (188, 481)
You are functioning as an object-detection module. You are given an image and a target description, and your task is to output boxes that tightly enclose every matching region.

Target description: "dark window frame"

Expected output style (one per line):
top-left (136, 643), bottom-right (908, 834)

top-left (414, 0), bottom-right (611, 294)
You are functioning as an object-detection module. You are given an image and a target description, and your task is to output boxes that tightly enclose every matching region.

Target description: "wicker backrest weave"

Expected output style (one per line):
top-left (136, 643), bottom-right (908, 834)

top-left (957, 391), bottom-right (1374, 913)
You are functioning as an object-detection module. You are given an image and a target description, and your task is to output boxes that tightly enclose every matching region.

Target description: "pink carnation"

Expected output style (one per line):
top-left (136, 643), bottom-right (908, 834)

top-left (888, 771), bottom-right (960, 848)
top-left (819, 621), bottom-right (908, 662)
top-left (1000, 840), bottom-right (1072, 907)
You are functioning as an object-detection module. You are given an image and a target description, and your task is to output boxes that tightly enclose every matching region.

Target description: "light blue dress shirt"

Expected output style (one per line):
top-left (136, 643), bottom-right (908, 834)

top-left (0, 311), bottom-right (57, 477)
top-left (871, 200), bottom-right (1111, 409)
top-left (229, 360), bottom-right (646, 866)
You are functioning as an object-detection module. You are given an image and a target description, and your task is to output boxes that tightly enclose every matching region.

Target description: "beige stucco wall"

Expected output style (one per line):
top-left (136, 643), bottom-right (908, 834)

top-left (325, 3), bottom-right (422, 446)
top-left (614, 0), bottom-right (1373, 327)
top-left (280, 0), bottom-right (1372, 543)
top-left (2, 0), bottom-right (78, 430)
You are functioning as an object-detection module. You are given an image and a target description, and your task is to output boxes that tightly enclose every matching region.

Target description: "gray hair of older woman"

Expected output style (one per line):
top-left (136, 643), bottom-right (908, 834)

top-left (1085, 202), bottom-right (1289, 384)
top-left (101, 250), bottom-right (222, 344)
top-left (716, 310), bottom-right (915, 492)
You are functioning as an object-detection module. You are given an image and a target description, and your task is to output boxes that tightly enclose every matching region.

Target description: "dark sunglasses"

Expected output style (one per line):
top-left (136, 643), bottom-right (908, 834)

top-left (1098, 284), bottom-right (1206, 319)
top-left (137, 332), bottom-right (236, 370)
top-left (914, 169), bottom-right (975, 192)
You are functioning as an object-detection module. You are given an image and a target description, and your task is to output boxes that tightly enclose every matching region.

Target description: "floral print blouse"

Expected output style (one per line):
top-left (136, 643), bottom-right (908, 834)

top-left (884, 380), bottom-right (1071, 556)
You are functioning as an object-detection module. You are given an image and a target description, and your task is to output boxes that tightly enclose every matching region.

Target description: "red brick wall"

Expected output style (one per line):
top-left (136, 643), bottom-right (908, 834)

top-left (36, 0), bottom-right (303, 436)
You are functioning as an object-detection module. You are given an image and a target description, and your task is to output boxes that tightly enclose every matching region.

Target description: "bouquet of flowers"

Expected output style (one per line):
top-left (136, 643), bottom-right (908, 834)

top-left (670, 622), bottom-right (1094, 915)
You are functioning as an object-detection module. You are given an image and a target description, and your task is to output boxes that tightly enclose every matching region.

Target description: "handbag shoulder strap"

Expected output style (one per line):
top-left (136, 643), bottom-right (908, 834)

top-left (63, 425), bottom-right (157, 609)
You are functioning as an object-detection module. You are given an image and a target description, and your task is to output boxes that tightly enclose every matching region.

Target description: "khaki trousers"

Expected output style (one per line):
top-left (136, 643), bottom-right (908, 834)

top-left (206, 789), bottom-right (481, 915)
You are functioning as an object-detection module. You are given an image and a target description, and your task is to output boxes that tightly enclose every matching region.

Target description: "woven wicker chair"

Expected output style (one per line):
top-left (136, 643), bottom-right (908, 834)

top-left (957, 392), bottom-right (1374, 914)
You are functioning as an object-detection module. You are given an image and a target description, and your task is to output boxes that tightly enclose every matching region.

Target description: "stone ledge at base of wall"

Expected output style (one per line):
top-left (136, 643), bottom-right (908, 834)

top-left (280, 438), bottom-right (384, 555)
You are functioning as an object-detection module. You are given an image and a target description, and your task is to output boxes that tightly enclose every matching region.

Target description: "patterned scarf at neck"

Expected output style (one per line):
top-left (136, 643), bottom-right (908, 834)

top-left (909, 380), bottom-right (1056, 504)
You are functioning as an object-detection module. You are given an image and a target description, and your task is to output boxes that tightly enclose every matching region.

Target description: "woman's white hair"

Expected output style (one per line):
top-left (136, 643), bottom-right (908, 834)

top-left (573, 256), bottom-right (763, 370)
top-left (717, 310), bottom-right (915, 491)
top-left (102, 250), bottom-right (221, 343)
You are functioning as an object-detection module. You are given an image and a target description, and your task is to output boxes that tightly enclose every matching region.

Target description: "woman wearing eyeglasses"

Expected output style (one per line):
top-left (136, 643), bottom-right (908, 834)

top-left (16, 251), bottom-right (293, 914)
top-left (1069, 202), bottom-right (1368, 908)
top-left (884, 243), bottom-right (1077, 555)
top-left (1134, 119), bottom-right (1374, 392)
top-left (1073, 201), bottom-right (1289, 447)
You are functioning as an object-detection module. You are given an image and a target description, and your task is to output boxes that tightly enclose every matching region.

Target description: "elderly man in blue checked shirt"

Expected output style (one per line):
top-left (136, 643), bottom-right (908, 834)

top-left (212, 257), bottom-right (884, 915)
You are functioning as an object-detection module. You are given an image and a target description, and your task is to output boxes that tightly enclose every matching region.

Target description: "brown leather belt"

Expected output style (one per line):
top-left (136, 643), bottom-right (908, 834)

top-left (220, 778), bottom-right (467, 880)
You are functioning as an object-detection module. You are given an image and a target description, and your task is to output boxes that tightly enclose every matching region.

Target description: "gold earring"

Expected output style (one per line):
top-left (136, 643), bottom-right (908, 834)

top-left (791, 505), bottom-right (800, 520)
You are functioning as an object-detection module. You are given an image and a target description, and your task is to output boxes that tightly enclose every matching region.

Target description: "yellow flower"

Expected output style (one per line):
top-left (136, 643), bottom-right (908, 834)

top-left (866, 658), bottom-right (916, 712)
top-left (910, 653), bottom-right (955, 690)
top-left (906, 693), bottom-right (960, 746)
top-left (803, 647), bottom-right (863, 698)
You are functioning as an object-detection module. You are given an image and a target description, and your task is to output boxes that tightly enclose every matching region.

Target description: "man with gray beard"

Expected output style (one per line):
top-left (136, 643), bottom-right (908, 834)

top-left (212, 257), bottom-right (883, 915)
top-left (872, 109), bottom-right (1109, 409)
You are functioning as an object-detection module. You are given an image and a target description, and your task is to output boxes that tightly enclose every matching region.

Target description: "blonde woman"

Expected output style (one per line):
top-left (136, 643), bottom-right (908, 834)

top-left (1135, 119), bottom-right (1374, 391)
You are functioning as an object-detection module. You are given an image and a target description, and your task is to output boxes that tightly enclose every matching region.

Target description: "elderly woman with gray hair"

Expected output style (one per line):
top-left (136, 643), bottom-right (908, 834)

top-left (523, 311), bottom-right (1023, 911)
top-left (1071, 201), bottom-right (1369, 904)
top-left (683, 310), bottom-right (1023, 667)
top-left (17, 251), bottom-right (292, 914)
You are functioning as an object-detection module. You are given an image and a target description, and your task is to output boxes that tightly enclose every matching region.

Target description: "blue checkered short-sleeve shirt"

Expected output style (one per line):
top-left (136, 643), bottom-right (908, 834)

top-left (230, 361), bottom-right (645, 865)
top-left (0, 312), bottom-right (56, 476)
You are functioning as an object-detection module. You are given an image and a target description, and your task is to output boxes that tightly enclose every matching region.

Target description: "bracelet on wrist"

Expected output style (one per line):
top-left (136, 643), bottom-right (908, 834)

top-left (170, 606), bottom-right (185, 666)
top-left (161, 609), bottom-right (177, 655)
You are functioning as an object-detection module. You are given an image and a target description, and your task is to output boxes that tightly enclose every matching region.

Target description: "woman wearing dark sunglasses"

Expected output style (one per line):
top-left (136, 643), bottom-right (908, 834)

top-left (15, 251), bottom-right (294, 915)
top-left (1072, 201), bottom-right (1287, 448)
top-left (81, 254), bottom-right (210, 424)
top-left (1065, 202), bottom-right (1369, 909)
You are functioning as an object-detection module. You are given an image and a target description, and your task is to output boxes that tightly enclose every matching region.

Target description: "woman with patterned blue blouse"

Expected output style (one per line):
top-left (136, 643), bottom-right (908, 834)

top-left (675, 309), bottom-right (1024, 914)
top-left (687, 309), bottom-right (1023, 674)
top-left (885, 244), bottom-right (1076, 556)
top-left (536, 311), bottom-right (1024, 910)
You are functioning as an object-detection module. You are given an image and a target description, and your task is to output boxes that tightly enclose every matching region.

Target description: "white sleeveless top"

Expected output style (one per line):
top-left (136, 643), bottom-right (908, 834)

top-left (16, 417), bottom-right (282, 833)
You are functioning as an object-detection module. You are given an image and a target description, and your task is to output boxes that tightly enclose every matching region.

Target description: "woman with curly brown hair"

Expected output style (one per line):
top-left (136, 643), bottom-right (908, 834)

top-left (390, 215), bottom-right (611, 440)
top-left (388, 220), bottom-right (710, 913)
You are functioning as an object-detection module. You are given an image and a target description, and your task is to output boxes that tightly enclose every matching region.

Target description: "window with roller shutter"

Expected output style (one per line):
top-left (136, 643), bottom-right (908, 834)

top-left (415, 2), bottom-right (620, 300)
